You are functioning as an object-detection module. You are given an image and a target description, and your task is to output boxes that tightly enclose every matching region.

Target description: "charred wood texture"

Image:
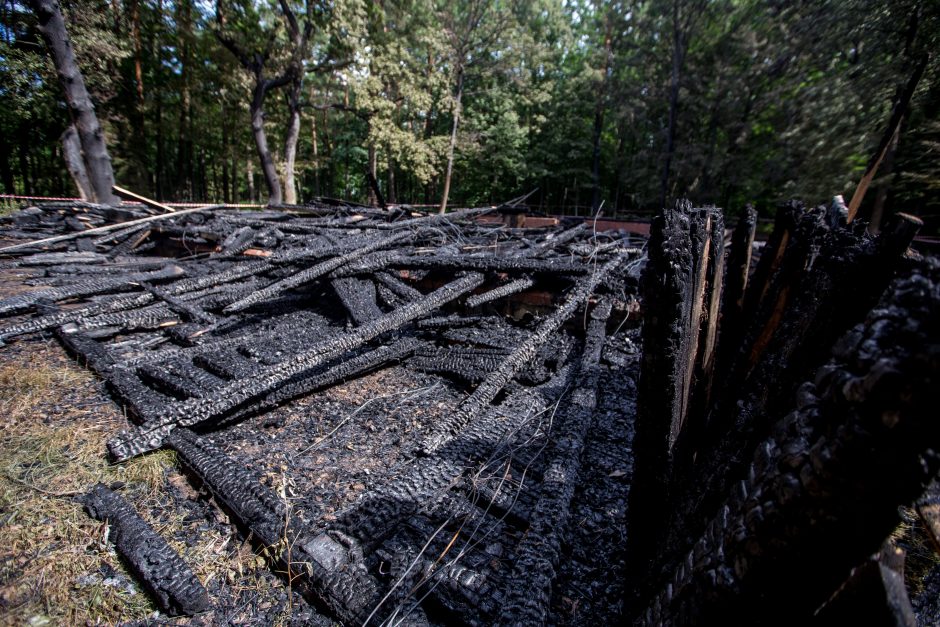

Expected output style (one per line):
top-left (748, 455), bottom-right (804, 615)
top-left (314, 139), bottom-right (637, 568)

top-left (465, 276), bottom-right (535, 308)
top-left (79, 484), bottom-right (210, 615)
top-left (663, 210), bottom-right (924, 580)
top-left (628, 203), bottom-right (722, 579)
top-left (498, 299), bottom-right (611, 625)
top-left (421, 256), bottom-right (621, 454)
top-left (223, 230), bottom-right (414, 313)
top-left (716, 205), bottom-right (757, 375)
top-left (4, 197), bottom-right (929, 626)
top-left (107, 273), bottom-right (484, 461)
top-left (640, 259), bottom-right (940, 626)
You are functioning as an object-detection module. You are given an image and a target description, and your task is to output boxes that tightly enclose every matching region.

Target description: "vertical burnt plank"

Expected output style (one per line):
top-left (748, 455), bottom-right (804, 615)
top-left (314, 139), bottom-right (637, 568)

top-left (627, 202), bottom-right (695, 580)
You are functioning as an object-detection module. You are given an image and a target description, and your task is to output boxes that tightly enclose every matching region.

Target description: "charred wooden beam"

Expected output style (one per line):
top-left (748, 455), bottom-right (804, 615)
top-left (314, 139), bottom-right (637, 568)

top-left (0, 292), bottom-right (154, 343)
top-left (140, 282), bottom-right (217, 325)
top-left (498, 299), bottom-right (611, 625)
top-left (421, 256), bottom-right (620, 454)
top-left (640, 260), bottom-right (940, 625)
top-left (167, 428), bottom-right (400, 625)
top-left (105, 226), bottom-right (151, 258)
top-left (218, 338), bottom-right (421, 425)
top-left (223, 230), bottom-right (414, 313)
top-left (0, 205), bottom-right (219, 255)
top-left (0, 264), bottom-right (183, 316)
top-left (331, 277), bottom-right (383, 324)
top-left (107, 273), bottom-right (485, 461)
top-left (375, 271), bottom-right (423, 302)
top-left (331, 249), bottom-right (597, 278)
top-left (333, 367), bottom-right (573, 554)
top-left (465, 276), bottom-right (535, 308)
top-left (409, 344), bottom-right (510, 384)
top-left (79, 484), bottom-right (210, 616)
top-left (531, 222), bottom-right (587, 253)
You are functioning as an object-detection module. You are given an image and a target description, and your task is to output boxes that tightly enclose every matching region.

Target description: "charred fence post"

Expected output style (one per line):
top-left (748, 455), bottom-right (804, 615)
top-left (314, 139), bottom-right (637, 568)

top-left (688, 208), bottom-right (725, 439)
top-left (80, 484), bottom-right (210, 616)
top-left (662, 209), bottom-right (924, 580)
top-left (716, 206), bottom-right (757, 378)
top-left (627, 202), bottom-right (725, 585)
top-left (640, 259), bottom-right (940, 626)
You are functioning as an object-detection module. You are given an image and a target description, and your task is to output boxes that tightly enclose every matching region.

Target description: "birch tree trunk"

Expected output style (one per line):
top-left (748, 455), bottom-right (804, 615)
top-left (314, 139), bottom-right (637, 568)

top-left (28, 0), bottom-right (118, 204)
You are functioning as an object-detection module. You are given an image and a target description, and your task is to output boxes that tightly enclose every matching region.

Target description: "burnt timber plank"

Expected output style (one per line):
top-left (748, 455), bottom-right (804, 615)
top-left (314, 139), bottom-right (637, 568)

top-left (80, 484), bottom-right (210, 616)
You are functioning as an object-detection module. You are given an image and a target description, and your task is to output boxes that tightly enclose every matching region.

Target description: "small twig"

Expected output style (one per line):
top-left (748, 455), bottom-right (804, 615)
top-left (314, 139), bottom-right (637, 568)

top-left (8, 474), bottom-right (81, 497)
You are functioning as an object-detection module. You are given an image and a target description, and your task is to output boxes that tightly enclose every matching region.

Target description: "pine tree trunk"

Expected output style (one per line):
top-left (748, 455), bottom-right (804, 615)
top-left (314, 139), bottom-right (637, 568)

top-left (367, 142), bottom-right (378, 207)
top-left (221, 112), bottom-right (230, 204)
top-left (660, 0), bottom-right (689, 209)
top-left (28, 0), bottom-right (118, 204)
top-left (591, 25), bottom-right (612, 212)
top-left (176, 0), bottom-right (192, 199)
top-left (0, 136), bottom-right (13, 193)
top-left (439, 68), bottom-right (463, 214)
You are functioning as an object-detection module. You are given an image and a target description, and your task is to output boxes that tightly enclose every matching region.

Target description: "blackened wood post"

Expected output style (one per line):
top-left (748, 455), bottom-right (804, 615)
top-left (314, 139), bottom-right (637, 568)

top-left (739, 201), bottom-right (801, 330)
top-left (662, 208), bottom-right (922, 587)
top-left (640, 260), bottom-right (940, 625)
top-left (688, 208), bottom-right (725, 439)
top-left (717, 205), bottom-right (757, 376)
top-left (80, 484), bottom-right (210, 615)
top-left (627, 202), bottom-right (695, 582)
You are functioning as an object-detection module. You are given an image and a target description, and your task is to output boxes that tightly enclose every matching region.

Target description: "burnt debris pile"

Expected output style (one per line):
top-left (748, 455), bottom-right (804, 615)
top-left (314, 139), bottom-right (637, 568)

top-left (0, 198), bottom-right (937, 625)
top-left (0, 200), bottom-right (642, 624)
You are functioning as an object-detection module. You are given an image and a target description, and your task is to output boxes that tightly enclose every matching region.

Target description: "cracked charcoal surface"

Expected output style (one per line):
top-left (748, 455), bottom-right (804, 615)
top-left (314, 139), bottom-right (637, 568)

top-left (80, 484), bottom-right (211, 616)
top-left (3, 200), bottom-right (929, 627)
top-left (641, 259), bottom-right (939, 625)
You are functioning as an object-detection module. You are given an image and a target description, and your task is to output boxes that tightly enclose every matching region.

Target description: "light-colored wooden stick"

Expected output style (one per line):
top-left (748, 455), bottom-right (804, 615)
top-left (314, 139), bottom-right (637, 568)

top-left (112, 185), bottom-right (176, 213)
top-left (0, 204), bottom-right (221, 254)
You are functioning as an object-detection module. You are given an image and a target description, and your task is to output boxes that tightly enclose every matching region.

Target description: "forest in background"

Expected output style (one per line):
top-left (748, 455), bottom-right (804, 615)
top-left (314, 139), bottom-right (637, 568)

top-left (1, 0), bottom-right (939, 223)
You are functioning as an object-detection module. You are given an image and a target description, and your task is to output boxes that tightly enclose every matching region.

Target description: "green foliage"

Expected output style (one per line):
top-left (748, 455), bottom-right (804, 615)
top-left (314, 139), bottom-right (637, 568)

top-left (1, 0), bottom-right (938, 229)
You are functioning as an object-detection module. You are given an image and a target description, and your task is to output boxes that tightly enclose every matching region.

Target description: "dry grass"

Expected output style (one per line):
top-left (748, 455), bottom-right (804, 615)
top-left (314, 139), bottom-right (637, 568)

top-left (0, 344), bottom-right (283, 625)
top-left (0, 355), bottom-right (162, 624)
top-left (0, 199), bottom-right (18, 218)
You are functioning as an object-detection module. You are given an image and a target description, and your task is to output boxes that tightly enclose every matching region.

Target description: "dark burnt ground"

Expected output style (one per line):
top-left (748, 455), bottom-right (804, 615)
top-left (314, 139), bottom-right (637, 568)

top-left (0, 202), bottom-right (642, 625)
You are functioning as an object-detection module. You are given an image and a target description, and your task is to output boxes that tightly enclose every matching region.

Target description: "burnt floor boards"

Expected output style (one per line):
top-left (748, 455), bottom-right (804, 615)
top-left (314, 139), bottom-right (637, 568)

top-left (0, 201), bottom-right (640, 625)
